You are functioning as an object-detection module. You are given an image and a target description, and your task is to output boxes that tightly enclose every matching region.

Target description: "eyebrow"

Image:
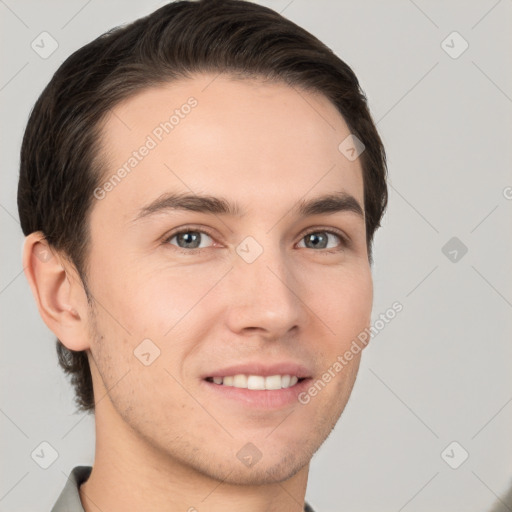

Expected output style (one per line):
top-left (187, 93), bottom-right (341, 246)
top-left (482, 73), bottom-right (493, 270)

top-left (131, 190), bottom-right (364, 222)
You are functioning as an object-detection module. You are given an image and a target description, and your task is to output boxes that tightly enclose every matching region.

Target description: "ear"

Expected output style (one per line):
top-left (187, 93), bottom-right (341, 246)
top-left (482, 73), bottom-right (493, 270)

top-left (22, 232), bottom-right (91, 351)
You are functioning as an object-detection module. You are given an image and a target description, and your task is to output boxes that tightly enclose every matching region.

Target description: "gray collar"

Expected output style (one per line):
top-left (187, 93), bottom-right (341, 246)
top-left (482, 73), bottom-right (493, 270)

top-left (51, 466), bottom-right (91, 512)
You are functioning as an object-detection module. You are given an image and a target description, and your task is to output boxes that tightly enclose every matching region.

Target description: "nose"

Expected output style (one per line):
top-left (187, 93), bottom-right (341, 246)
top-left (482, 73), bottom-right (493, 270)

top-left (223, 242), bottom-right (305, 340)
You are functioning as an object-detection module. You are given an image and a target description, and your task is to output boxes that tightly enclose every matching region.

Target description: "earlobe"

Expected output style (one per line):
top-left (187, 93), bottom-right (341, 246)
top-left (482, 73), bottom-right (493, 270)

top-left (22, 232), bottom-right (91, 351)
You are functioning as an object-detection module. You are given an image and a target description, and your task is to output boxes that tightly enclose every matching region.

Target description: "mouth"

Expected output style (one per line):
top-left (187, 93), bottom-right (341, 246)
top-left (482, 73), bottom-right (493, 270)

top-left (204, 374), bottom-right (307, 390)
top-left (201, 374), bottom-right (312, 409)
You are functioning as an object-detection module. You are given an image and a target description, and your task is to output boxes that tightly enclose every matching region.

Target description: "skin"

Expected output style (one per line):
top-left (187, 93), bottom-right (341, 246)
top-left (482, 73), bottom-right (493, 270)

top-left (23, 74), bottom-right (373, 512)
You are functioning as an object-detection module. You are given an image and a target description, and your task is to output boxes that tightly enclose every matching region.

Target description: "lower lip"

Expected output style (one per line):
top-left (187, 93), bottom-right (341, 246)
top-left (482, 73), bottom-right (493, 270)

top-left (200, 378), bottom-right (313, 409)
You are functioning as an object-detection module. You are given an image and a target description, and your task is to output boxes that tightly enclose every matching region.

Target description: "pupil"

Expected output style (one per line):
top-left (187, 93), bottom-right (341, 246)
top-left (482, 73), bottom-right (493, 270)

top-left (307, 233), bottom-right (326, 249)
top-left (179, 232), bottom-right (200, 248)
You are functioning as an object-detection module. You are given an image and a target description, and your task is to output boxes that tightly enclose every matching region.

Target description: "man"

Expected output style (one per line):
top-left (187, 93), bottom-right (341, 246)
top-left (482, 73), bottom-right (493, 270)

top-left (18, 0), bottom-right (388, 510)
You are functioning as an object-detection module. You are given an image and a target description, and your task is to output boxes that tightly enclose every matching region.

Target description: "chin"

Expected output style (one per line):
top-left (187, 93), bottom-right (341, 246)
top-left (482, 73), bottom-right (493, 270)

top-left (219, 454), bottom-right (309, 486)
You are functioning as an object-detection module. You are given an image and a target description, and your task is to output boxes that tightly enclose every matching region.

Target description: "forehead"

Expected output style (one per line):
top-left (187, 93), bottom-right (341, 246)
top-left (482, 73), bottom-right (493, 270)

top-left (92, 74), bottom-right (364, 226)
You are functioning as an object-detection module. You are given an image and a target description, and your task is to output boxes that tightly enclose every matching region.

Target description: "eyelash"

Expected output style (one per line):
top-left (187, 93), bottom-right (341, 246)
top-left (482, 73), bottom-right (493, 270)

top-left (162, 225), bottom-right (349, 254)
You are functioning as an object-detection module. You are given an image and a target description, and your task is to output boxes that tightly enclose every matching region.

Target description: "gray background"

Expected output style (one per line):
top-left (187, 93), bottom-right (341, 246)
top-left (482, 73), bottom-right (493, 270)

top-left (1, 0), bottom-right (511, 511)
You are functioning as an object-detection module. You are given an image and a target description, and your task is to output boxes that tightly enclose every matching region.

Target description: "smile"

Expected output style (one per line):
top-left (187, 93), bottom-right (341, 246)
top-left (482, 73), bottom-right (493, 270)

top-left (205, 374), bottom-right (303, 390)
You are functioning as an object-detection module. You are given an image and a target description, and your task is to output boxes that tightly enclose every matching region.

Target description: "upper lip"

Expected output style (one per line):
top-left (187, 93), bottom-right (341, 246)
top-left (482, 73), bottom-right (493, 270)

top-left (202, 361), bottom-right (312, 379)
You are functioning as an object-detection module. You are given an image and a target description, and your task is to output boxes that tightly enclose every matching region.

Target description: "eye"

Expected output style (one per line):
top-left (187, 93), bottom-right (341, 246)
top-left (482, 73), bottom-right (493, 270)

top-left (163, 226), bottom-right (348, 254)
top-left (165, 228), bottom-right (215, 251)
top-left (297, 229), bottom-right (347, 251)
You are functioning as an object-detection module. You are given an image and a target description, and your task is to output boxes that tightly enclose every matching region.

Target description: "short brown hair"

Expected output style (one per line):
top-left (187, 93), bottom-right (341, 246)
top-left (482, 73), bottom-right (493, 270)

top-left (18, 0), bottom-right (388, 413)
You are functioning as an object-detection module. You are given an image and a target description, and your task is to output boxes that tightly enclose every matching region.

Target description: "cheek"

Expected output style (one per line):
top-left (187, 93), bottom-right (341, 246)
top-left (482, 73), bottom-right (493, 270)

top-left (308, 263), bottom-right (373, 348)
top-left (89, 253), bottom-right (204, 338)
top-left (131, 264), bottom-right (229, 337)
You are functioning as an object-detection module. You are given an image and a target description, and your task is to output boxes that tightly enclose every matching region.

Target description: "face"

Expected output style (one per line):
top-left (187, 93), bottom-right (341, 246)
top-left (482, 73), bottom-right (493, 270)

top-left (84, 74), bottom-right (373, 484)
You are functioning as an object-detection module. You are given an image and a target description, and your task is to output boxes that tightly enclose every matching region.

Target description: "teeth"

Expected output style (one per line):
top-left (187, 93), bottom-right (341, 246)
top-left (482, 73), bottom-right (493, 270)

top-left (210, 374), bottom-right (301, 390)
top-left (233, 374), bottom-right (248, 388)
top-left (247, 375), bottom-right (265, 390)
top-left (265, 375), bottom-right (282, 390)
